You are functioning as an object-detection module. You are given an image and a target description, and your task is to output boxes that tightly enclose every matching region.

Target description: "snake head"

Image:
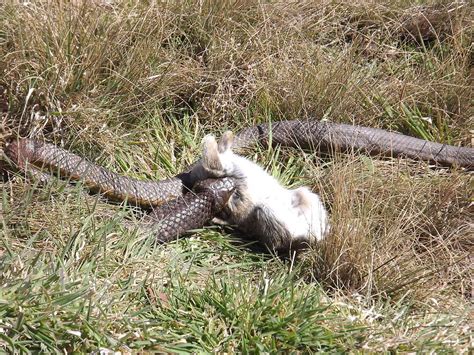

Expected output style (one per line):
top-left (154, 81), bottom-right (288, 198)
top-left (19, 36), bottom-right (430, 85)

top-left (4, 138), bottom-right (34, 169)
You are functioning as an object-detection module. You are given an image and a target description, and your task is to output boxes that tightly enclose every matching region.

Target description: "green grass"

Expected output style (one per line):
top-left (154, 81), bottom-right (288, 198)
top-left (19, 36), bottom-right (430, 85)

top-left (1, 0), bottom-right (472, 352)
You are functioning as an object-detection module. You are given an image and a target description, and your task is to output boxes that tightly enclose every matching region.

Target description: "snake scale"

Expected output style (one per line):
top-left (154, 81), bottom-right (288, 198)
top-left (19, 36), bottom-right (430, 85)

top-left (5, 120), bottom-right (474, 241)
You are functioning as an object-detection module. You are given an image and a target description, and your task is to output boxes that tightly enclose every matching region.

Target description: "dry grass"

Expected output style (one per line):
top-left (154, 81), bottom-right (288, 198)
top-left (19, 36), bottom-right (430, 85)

top-left (0, 0), bottom-right (473, 352)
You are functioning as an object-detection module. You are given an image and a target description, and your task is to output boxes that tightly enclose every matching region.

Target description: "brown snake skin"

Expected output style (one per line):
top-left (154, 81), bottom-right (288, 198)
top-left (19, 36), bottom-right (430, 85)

top-left (5, 138), bottom-right (186, 206)
top-left (144, 178), bottom-right (235, 243)
top-left (5, 120), bottom-right (474, 241)
top-left (4, 139), bottom-right (236, 241)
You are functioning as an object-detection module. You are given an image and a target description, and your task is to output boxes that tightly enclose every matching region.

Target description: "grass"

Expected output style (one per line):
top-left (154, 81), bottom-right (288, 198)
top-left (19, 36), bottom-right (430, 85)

top-left (0, 0), bottom-right (473, 352)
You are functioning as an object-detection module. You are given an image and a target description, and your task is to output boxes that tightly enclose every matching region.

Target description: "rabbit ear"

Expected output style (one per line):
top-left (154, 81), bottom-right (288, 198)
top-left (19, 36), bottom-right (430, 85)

top-left (218, 131), bottom-right (234, 153)
top-left (202, 134), bottom-right (223, 171)
top-left (292, 187), bottom-right (313, 210)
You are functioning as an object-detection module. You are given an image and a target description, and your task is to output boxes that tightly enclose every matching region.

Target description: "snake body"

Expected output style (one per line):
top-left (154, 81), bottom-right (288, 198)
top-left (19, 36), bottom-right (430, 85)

top-left (232, 120), bottom-right (473, 168)
top-left (5, 138), bottom-right (236, 241)
top-left (5, 120), bottom-right (474, 241)
top-left (6, 138), bottom-right (186, 206)
top-left (145, 177), bottom-right (235, 243)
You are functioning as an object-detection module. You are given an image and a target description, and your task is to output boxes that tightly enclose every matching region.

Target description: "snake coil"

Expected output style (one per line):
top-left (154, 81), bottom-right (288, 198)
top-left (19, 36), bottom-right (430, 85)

top-left (4, 120), bottom-right (473, 241)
